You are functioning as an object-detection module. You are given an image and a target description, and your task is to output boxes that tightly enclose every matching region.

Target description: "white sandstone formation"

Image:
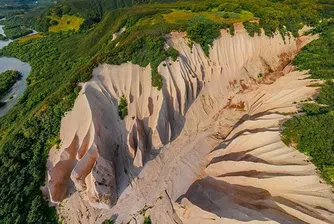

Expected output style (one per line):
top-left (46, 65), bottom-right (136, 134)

top-left (46, 24), bottom-right (334, 224)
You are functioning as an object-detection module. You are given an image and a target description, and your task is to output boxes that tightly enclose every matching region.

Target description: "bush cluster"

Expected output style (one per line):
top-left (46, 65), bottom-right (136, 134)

top-left (118, 95), bottom-right (128, 120)
top-left (243, 21), bottom-right (261, 37)
top-left (282, 23), bottom-right (334, 184)
top-left (3, 25), bottom-right (33, 39)
top-left (0, 70), bottom-right (21, 98)
top-left (186, 19), bottom-right (234, 56)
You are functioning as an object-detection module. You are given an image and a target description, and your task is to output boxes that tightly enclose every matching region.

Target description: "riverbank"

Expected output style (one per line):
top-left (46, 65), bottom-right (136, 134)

top-left (0, 57), bottom-right (31, 116)
top-left (0, 20), bottom-right (32, 116)
top-left (0, 23), bottom-right (12, 48)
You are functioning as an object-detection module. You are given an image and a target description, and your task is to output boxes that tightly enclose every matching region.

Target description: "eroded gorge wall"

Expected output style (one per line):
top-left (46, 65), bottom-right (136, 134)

top-left (46, 24), bottom-right (334, 224)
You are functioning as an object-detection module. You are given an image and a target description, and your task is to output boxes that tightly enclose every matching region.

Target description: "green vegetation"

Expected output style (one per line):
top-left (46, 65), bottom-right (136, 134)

top-left (282, 106), bottom-right (334, 183)
top-left (51, 0), bottom-right (174, 26)
top-left (0, 32), bottom-right (83, 224)
top-left (48, 15), bottom-right (84, 32)
top-left (102, 220), bottom-right (114, 224)
top-left (0, 0), bottom-right (332, 223)
top-left (243, 21), bottom-right (261, 37)
top-left (163, 0), bottom-right (325, 37)
top-left (118, 95), bottom-right (128, 120)
top-left (0, 7), bottom-right (180, 220)
top-left (166, 47), bottom-right (179, 61)
top-left (293, 20), bottom-right (334, 79)
top-left (0, 34), bottom-right (8, 41)
top-left (163, 9), bottom-right (254, 24)
top-left (186, 19), bottom-right (233, 56)
top-left (144, 216), bottom-right (152, 224)
top-left (3, 25), bottom-right (33, 39)
top-left (0, 1), bottom-right (39, 16)
top-left (99, 34), bottom-right (177, 90)
top-left (218, 2), bottom-right (241, 12)
top-left (282, 22), bottom-right (334, 184)
top-left (18, 33), bottom-right (43, 43)
top-left (0, 70), bottom-right (21, 98)
top-left (301, 103), bottom-right (331, 116)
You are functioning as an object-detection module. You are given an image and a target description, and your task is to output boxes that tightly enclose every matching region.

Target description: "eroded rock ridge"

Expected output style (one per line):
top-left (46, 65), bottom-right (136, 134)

top-left (47, 24), bottom-right (334, 223)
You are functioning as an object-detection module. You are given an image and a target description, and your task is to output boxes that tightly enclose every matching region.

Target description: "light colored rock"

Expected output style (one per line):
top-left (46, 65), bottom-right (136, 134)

top-left (112, 27), bottom-right (126, 41)
top-left (176, 72), bottom-right (333, 224)
top-left (46, 24), bottom-right (334, 224)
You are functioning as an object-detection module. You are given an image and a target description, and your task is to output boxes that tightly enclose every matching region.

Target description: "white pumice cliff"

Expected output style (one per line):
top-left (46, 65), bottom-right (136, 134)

top-left (46, 24), bottom-right (334, 224)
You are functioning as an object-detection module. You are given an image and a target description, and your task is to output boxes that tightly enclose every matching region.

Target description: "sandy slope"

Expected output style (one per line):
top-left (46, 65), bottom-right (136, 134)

top-left (46, 24), bottom-right (334, 223)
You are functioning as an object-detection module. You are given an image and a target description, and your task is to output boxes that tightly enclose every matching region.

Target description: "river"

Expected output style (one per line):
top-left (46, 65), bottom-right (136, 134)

top-left (0, 21), bottom-right (32, 116)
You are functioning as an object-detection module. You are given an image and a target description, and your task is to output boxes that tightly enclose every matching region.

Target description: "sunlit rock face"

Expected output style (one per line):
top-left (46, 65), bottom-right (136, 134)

top-left (46, 24), bottom-right (334, 224)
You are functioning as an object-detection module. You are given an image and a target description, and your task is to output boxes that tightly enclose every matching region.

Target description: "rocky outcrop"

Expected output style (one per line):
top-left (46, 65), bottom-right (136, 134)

top-left (46, 24), bottom-right (334, 223)
top-left (174, 71), bottom-right (334, 224)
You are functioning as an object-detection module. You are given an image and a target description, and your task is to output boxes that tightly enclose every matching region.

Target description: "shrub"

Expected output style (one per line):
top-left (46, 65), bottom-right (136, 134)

top-left (282, 24), bottom-right (334, 184)
top-left (50, 20), bottom-right (59, 26)
top-left (0, 34), bottom-right (8, 41)
top-left (302, 103), bottom-right (330, 115)
top-left (258, 7), bottom-right (283, 36)
top-left (186, 20), bottom-right (222, 56)
top-left (144, 216), bottom-right (152, 224)
top-left (282, 113), bottom-right (334, 183)
top-left (0, 70), bottom-right (22, 98)
top-left (317, 81), bottom-right (334, 109)
top-left (293, 22), bottom-right (334, 79)
top-left (218, 3), bottom-right (240, 12)
top-left (118, 95), bottom-right (128, 120)
top-left (222, 12), bottom-right (230, 19)
top-left (243, 21), bottom-right (261, 37)
top-left (257, 73), bottom-right (263, 78)
top-left (166, 47), bottom-right (179, 61)
top-left (3, 26), bottom-right (33, 39)
top-left (191, 4), bottom-right (208, 12)
top-left (186, 19), bottom-right (235, 56)
top-left (100, 32), bottom-right (176, 90)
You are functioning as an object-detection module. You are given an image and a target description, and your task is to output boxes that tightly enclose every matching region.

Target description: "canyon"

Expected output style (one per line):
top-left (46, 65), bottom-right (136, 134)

top-left (46, 24), bottom-right (334, 224)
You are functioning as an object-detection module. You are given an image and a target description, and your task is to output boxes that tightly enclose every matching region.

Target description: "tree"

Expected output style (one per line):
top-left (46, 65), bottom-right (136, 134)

top-left (118, 95), bottom-right (128, 120)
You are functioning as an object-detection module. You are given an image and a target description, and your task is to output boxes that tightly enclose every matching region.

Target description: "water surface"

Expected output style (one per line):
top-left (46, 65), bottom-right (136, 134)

top-left (0, 19), bottom-right (32, 116)
top-left (0, 57), bottom-right (31, 116)
top-left (0, 24), bottom-right (12, 49)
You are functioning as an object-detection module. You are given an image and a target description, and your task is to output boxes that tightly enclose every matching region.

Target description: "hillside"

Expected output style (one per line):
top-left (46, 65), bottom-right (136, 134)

top-left (0, 0), bottom-right (333, 223)
top-left (49, 26), bottom-right (334, 224)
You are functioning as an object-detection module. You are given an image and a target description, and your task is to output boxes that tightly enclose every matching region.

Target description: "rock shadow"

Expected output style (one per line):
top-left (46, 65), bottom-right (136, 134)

top-left (177, 176), bottom-right (308, 224)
